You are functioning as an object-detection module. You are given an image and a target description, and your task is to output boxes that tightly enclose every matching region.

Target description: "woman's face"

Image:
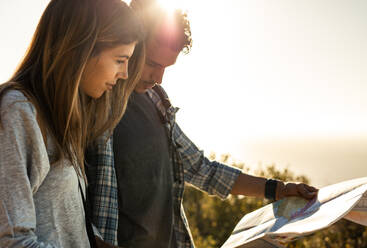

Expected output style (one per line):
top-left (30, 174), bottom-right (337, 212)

top-left (80, 42), bottom-right (136, 99)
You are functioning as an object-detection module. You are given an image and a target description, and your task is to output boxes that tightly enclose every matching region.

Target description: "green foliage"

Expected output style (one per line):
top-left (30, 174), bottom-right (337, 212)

top-left (183, 153), bottom-right (367, 248)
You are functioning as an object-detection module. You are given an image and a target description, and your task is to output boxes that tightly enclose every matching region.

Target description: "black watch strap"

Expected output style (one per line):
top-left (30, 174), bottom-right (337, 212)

top-left (265, 179), bottom-right (278, 201)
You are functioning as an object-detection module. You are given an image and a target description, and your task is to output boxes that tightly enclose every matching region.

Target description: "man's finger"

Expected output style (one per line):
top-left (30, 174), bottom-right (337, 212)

top-left (304, 184), bottom-right (318, 193)
top-left (297, 184), bottom-right (317, 199)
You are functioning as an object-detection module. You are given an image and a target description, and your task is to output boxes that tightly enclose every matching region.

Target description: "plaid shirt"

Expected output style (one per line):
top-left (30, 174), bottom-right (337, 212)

top-left (86, 133), bottom-right (119, 246)
top-left (87, 86), bottom-right (241, 247)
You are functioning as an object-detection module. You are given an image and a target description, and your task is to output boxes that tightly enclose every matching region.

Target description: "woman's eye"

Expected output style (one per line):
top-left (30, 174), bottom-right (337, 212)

top-left (117, 60), bottom-right (126, 64)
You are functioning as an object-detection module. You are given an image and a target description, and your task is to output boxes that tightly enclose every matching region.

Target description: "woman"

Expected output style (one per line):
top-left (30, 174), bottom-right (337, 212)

top-left (0, 0), bottom-right (144, 247)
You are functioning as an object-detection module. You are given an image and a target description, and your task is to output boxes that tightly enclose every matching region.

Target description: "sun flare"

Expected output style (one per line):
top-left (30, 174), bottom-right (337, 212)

top-left (157, 0), bottom-right (178, 11)
top-left (156, 0), bottom-right (194, 12)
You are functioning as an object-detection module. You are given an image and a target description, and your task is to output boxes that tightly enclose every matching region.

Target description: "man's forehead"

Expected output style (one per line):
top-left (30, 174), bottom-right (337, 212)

top-left (146, 38), bottom-right (180, 67)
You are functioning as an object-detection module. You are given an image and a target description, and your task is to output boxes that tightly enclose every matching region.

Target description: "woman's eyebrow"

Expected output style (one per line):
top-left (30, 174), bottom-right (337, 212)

top-left (116, 55), bottom-right (130, 59)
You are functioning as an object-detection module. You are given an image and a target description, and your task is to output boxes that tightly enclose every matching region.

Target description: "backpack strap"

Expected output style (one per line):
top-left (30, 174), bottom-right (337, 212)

top-left (78, 177), bottom-right (98, 248)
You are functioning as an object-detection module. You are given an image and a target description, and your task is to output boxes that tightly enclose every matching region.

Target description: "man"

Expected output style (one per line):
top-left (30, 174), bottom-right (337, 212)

top-left (86, 0), bottom-right (318, 247)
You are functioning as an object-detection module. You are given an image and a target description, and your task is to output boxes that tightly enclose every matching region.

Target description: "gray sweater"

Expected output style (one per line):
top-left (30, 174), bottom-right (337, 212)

top-left (0, 90), bottom-right (89, 247)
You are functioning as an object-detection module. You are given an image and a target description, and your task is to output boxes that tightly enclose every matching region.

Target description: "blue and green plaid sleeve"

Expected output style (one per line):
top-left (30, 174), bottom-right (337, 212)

top-left (172, 123), bottom-right (242, 199)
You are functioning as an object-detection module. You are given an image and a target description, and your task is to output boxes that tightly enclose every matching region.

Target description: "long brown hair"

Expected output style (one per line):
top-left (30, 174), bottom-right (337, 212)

top-left (0, 0), bottom-right (145, 176)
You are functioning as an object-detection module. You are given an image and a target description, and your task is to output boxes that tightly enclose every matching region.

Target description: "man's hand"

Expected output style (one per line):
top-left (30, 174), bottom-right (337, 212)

top-left (276, 182), bottom-right (318, 201)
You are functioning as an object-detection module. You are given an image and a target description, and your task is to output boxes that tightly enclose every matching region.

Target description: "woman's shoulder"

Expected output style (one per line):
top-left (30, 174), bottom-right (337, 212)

top-left (2, 88), bottom-right (29, 105)
top-left (0, 88), bottom-right (36, 116)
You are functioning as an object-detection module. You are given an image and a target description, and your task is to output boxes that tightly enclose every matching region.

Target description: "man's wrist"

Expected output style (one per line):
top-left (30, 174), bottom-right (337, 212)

top-left (275, 181), bottom-right (286, 200)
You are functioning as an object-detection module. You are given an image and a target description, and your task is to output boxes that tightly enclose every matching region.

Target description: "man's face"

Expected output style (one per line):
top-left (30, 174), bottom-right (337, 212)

top-left (134, 38), bottom-right (180, 93)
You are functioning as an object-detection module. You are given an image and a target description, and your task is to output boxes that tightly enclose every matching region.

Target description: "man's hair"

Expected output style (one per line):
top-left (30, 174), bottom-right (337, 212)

top-left (130, 0), bottom-right (192, 54)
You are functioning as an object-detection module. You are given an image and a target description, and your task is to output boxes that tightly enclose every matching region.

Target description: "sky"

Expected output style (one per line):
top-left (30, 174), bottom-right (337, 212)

top-left (0, 0), bottom-right (366, 186)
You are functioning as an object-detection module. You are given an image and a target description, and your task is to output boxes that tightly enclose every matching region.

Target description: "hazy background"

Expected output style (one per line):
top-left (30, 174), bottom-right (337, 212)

top-left (1, 0), bottom-right (366, 187)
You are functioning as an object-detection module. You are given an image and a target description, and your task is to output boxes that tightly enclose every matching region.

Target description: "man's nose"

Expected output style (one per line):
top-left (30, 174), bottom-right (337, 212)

top-left (151, 68), bottom-right (165, 84)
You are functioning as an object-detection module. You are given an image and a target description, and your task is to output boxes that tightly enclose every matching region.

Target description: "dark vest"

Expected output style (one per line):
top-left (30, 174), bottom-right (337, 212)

top-left (113, 92), bottom-right (175, 248)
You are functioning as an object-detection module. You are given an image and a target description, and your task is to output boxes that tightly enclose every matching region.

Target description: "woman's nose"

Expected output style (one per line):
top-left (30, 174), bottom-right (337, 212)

top-left (118, 63), bottom-right (129, 80)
